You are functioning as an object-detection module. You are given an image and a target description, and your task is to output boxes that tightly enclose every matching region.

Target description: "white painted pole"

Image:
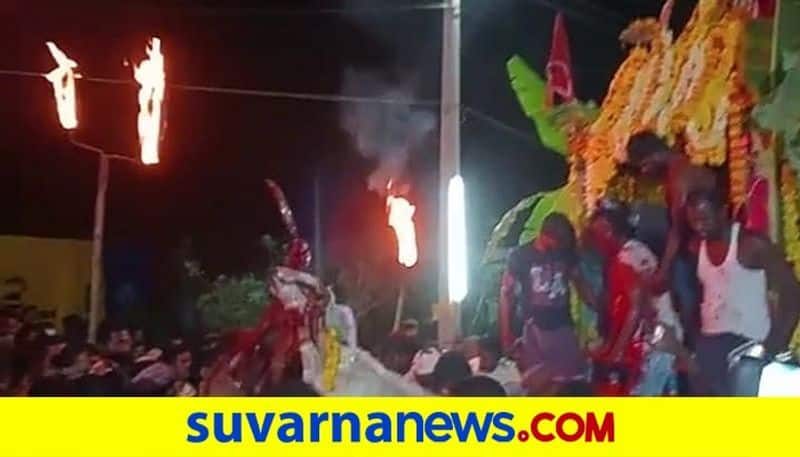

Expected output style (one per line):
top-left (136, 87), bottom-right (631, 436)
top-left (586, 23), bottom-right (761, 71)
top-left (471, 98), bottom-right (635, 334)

top-left (438, 0), bottom-right (462, 348)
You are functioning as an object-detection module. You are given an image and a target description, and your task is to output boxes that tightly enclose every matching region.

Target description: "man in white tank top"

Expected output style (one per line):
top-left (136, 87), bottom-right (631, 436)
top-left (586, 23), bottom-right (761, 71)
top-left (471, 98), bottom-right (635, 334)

top-left (686, 190), bottom-right (800, 395)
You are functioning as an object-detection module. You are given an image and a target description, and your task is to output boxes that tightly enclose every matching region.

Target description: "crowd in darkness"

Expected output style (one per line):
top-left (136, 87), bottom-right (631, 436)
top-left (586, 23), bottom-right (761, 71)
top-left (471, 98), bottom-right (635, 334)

top-left (0, 309), bottom-right (208, 396)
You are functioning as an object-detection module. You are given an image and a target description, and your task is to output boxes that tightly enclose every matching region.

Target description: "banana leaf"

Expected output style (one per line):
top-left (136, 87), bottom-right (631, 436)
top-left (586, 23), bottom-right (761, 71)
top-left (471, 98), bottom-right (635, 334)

top-left (518, 183), bottom-right (582, 245)
top-left (482, 193), bottom-right (542, 264)
top-left (754, 50), bottom-right (800, 174)
top-left (507, 55), bottom-right (567, 154)
top-left (779, 1), bottom-right (800, 58)
top-left (744, 19), bottom-right (775, 96)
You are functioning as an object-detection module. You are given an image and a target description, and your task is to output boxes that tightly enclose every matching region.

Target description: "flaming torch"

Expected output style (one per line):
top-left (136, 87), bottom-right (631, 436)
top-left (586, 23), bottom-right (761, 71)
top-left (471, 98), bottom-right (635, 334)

top-left (387, 194), bottom-right (418, 268)
top-left (44, 42), bottom-right (79, 130)
top-left (387, 191), bottom-right (418, 330)
top-left (132, 37), bottom-right (165, 165)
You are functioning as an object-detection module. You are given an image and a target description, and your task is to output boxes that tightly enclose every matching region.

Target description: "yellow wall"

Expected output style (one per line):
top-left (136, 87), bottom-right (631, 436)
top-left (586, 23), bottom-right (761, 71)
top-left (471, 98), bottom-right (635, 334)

top-left (0, 236), bottom-right (96, 324)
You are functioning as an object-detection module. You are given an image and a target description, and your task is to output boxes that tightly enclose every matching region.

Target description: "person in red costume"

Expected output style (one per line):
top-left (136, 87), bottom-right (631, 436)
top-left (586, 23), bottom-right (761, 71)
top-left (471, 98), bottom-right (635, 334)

top-left (201, 181), bottom-right (328, 395)
top-left (586, 200), bottom-right (683, 396)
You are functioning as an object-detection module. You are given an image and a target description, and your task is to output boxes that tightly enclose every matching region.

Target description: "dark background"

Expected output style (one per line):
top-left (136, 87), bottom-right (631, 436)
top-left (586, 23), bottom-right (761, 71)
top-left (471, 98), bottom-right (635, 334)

top-left (0, 0), bottom-right (696, 312)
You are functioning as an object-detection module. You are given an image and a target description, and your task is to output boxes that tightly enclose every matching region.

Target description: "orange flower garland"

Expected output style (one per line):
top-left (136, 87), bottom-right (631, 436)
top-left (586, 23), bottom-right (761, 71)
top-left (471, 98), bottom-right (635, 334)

top-left (727, 73), bottom-right (753, 212)
top-left (578, 1), bottom-right (749, 217)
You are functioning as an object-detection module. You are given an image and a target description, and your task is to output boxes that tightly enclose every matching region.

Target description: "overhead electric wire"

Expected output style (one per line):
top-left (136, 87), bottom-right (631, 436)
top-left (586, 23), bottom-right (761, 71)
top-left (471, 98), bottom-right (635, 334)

top-left (0, 69), bottom-right (439, 106)
top-left (0, 69), bottom-right (543, 149)
top-left (152, 2), bottom-right (450, 17)
top-left (462, 107), bottom-right (540, 147)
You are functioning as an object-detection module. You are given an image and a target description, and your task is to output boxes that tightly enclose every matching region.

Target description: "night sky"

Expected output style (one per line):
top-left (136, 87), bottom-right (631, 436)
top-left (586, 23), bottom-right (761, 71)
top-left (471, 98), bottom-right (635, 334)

top-left (1, 0), bottom-right (697, 307)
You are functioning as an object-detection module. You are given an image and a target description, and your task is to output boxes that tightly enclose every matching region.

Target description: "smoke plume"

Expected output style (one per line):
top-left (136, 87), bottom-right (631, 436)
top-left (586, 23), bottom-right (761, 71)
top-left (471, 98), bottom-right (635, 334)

top-left (340, 68), bottom-right (436, 194)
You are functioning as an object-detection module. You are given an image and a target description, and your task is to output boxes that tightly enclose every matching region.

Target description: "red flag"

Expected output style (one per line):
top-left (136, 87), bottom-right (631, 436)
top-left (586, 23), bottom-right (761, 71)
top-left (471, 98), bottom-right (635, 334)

top-left (659, 0), bottom-right (675, 26)
top-left (545, 12), bottom-right (575, 107)
top-left (757, 0), bottom-right (776, 18)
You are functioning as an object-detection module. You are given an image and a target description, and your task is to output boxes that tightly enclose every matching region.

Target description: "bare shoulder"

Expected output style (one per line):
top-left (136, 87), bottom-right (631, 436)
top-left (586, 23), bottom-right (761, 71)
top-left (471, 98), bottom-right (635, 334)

top-left (737, 229), bottom-right (777, 268)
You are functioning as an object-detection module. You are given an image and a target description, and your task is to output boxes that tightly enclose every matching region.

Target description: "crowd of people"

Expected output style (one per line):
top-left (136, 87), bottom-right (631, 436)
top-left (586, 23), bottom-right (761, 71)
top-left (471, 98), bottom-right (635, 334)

top-left (2, 131), bottom-right (799, 397)
top-left (0, 310), bottom-right (211, 396)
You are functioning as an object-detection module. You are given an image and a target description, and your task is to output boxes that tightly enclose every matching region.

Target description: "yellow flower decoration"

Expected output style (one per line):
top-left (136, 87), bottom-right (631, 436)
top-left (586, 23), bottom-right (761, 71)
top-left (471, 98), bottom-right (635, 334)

top-left (781, 164), bottom-right (800, 352)
top-left (321, 327), bottom-right (341, 392)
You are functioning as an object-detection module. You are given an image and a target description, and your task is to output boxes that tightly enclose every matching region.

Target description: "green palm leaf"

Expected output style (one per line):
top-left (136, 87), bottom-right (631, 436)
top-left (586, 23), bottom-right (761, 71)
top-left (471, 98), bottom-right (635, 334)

top-left (506, 55), bottom-right (567, 154)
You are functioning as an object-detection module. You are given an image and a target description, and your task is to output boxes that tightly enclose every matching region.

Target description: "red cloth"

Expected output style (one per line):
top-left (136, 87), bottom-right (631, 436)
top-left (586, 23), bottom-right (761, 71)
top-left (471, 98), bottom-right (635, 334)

top-left (743, 176), bottom-right (770, 236)
top-left (545, 13), bottom-right (575, 107)
top-left (604, 254), bottom-right (650, 392)
top-left (757, 0), bottom-right (776, 18)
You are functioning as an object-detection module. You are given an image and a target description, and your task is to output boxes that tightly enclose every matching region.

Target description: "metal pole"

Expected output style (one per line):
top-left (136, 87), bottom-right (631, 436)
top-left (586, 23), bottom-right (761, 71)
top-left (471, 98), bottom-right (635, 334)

top-left (313, 165), bottom-right (324, 275)
top-left (88, 154), bottom-right (109, 343)
top-left (393, 285), bottom-right (407, 332)
top-left (437, 0), bottom-right (461, 348)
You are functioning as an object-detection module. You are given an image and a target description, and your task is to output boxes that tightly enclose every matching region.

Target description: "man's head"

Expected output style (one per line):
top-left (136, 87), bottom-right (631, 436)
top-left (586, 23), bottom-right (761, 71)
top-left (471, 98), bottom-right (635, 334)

top-left (165, 343), bottom-right (193, 382)
top-left (53, 344), bottom-right (91, 379)
top-left (0, 308), bottom-right (22, 337)
top-left (686, 189), bottom-right (728, 240)
top-left (105, 322), bottom-right (133, 355)
top-left (378, 335), bottom-right (420, 375)
top-left (587, 200), bottom-right (633, 256)
top-left (627, 131), bottom-right (672, 178)
top-left (62, 314), bottom-right (87, 348)
top-left (432, 350), bottom-right (472, 395)
top-left (536, 213), bottom-right (577, 259)
top-left (477, 336), bottom-right (502, 372)
top-left (398, 319), bottom-right (419, 339)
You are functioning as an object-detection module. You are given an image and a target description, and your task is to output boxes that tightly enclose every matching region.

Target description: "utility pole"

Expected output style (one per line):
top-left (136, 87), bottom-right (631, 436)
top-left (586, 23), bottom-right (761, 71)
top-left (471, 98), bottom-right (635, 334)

top-left (313, 164), bottom-right (324, 275)
top-left (437, 0), bottom-right (461, 348)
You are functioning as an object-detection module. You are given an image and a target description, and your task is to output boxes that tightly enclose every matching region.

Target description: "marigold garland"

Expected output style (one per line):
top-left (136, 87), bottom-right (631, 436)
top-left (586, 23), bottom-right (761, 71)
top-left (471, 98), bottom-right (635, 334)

top-left (321, 327), bottom-right (341, 392)
top-left (581, 1), bottom-right (746, 212)
top-left (727, 73), bottom-right (753, 211)
top-left (780, 164), bottom-right (800, 352)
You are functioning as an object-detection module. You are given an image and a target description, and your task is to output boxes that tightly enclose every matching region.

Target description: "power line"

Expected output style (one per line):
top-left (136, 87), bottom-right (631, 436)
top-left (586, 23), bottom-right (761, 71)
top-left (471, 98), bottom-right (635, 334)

top-left (463, 107), bottom-right (540, 147)
top-left (0, 69), bottom-right (439, 106)
top-left (127, 2), bottom-right (449, 17)
top-left (0, 71), bottom-right (541, 145)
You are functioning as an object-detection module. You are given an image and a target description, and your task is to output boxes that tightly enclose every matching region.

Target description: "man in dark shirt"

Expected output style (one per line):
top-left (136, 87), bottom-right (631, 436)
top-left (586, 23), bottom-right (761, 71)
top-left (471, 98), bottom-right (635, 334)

top-left (499, 213), bottom-right (587, 390)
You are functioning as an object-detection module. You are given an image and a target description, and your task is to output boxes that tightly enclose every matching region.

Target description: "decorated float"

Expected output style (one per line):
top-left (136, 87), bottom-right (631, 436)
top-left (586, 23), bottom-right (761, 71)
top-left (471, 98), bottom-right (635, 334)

top-left (475, 0), bottom-right (800, 352)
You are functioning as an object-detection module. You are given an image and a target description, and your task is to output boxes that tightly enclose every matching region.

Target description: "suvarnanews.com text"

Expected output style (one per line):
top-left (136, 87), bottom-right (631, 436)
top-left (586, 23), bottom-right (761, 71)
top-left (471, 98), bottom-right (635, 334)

top-left (186, 410), bottom-right (615, 444)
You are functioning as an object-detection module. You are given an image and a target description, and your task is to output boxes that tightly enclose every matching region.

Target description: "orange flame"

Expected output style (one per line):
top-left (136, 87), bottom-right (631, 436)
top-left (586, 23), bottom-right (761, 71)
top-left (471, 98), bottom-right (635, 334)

top-left (132, 37), bottom-right (165, 165)
top-left (387, 195), bottom-right (418, 268)
top-left (44, 42), bottom-right (78, 130)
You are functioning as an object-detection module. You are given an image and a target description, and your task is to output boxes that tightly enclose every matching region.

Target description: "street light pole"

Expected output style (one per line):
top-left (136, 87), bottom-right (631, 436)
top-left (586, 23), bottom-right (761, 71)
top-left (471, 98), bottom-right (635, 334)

top-left (437, 0), bottom-right (461, 348)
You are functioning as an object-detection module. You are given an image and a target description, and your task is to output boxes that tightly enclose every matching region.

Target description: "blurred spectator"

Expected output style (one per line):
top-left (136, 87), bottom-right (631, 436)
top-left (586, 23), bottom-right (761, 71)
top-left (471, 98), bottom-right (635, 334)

top-left (476, 336), bottom-right (523, 396)
top-left (431, 351), bottom-right (472, 395)
top-left (377, 334), bottom-right (420, 375)
top-left (449, 375), bottom-right (507, 396)
top-left (398, 319), bottom-right (419, 339)
top-left (62, 314), bottom-right (87, 351)
top-left (404, 346), bottom-right (441, 391)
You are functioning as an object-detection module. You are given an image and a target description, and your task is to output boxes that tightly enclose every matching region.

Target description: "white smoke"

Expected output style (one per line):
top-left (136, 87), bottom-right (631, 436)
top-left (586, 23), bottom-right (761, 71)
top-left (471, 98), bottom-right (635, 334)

top-left (340, 68), bottom-right (436, 193)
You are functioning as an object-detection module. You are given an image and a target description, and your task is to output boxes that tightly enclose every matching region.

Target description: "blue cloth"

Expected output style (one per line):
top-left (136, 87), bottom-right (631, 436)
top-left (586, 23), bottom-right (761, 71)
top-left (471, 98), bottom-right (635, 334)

top-left (631, 350), bottom-right (678, 396)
